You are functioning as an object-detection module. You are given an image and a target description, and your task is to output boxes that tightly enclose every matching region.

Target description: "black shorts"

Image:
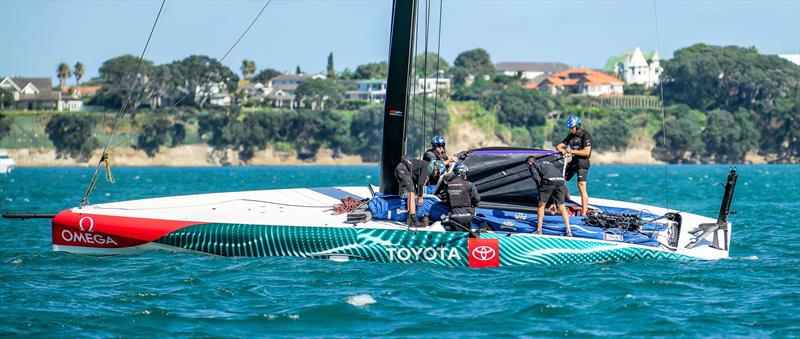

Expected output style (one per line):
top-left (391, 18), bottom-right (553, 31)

top-left (565, 165), bottom-right (589, 182)
top-left (395, 166), bottom-right (414, 194)
top-left (538, 183), bottom-right (565, 206)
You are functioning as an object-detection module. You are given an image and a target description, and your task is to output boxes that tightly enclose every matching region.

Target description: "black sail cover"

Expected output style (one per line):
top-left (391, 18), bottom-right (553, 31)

top-left (459, 147), bottom-right (565, 212)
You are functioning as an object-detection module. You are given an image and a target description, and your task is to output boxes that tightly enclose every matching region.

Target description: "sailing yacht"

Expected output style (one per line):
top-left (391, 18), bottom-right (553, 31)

top-left (49, 0), bottom-right (736, 267)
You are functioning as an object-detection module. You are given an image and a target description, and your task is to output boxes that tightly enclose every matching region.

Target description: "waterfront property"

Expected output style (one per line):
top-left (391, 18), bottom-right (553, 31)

top-left (607, 47), bottom-right (663, 89)
top-left (538, 68), bottom-right (624, 96)
top-left (0, 77), bottom-right (62, 111)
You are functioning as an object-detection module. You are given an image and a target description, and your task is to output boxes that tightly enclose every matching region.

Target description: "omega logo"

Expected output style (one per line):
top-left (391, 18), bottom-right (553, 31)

top-left (78, 216), bottom-right (95, 232)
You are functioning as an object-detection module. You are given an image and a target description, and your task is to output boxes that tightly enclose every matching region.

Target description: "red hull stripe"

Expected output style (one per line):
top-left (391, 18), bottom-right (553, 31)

top-left (52, 209), bottom-right (203, 248)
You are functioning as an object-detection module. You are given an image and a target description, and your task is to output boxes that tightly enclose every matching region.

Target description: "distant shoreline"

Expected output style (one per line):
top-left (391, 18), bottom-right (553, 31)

top-left (2, 145), bottom-right (776, 167)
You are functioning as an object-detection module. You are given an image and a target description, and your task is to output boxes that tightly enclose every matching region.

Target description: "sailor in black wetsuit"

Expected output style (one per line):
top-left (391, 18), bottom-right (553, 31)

top-left (556, 115), bottom-right (592, 216)
top-left (423, 135), bottom-right (451, 165)
top-left (527, 156), bottom-right (572, 237)
top-left (395, 159), bottom-right (444, 224)
top-left (443, 163), bottom-right (480, 232)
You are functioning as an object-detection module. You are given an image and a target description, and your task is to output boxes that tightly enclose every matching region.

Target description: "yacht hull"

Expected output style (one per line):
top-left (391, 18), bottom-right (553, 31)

top-left (51, 186), bottom-right (728, 267)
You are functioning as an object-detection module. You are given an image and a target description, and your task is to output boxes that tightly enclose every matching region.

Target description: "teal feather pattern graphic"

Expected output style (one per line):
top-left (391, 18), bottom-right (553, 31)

top-left (155, 224), bottom-right (689, 266)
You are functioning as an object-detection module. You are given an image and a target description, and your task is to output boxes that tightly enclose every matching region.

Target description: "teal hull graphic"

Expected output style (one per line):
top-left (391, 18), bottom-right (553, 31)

top-left (155, 224), bottom-right (690, 266)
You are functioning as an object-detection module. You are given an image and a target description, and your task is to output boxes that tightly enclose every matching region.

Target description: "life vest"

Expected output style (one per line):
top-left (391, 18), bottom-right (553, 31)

top-left (446, 176), bottom-right (472, 209)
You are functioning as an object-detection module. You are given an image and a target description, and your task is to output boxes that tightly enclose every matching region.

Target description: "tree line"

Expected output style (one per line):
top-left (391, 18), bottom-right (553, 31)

top-left (13, 43), bottom-right (800, 163)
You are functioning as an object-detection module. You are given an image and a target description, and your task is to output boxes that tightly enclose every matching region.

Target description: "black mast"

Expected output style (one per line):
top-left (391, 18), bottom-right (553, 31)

top-left (380, 0), bottom-right (418, 194)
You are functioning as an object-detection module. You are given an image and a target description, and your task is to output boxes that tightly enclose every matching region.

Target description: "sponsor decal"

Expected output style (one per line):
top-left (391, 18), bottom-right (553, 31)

top-left (51, 210), bottom-right (202, 248)
top-left (60, 216), bottom-right (119, 246)
top-left (388, 109), bottom-right (403, 117)
top-left (603, 233), bottom-right (624, 241)
top-left (386, 247), bottom-right (461, 261)
top-left (468, 238), bottom-right (500, 268)
top-left (514, 212), bottom-right (528, 220)
top-left (500, 220), bottom-right (517, 231)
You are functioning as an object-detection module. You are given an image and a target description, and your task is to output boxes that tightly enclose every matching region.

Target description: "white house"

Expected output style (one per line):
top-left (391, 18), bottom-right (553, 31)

top-left (345, 79), bottom-right (387, 102)
top-left (0, 77), bottom-right (62, 110)
top-left (611, 47), bottom-right (662, 88)
top-left (413, 71), bottom-right (451, 98)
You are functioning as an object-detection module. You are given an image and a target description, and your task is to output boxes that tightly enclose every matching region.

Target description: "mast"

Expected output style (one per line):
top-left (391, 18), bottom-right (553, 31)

top-left (380, 0), bottom-right (419, 194)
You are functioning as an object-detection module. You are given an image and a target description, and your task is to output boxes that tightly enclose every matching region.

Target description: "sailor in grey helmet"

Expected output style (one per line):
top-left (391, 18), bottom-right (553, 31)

top-left (443, 163), bottom-right (480, 232)
top-left (527, 156), bottom-right (572, 237)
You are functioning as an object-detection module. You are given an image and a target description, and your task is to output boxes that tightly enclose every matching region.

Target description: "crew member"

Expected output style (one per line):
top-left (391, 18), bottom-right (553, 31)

top-left (443, 163), bottom-right (480, 232)
top-left (527, 156), bottom-right (572, 237)
top-left (423, 135), bottom-right (451, 165)
top-left (395, 159), bottom-right (445, 224)
top-left (555, 115), bottom-right (592, 216)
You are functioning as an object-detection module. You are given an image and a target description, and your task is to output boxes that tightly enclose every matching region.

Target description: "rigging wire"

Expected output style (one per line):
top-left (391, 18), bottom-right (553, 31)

top-left (80, 0), bottom-right (166, 207)
top-left (652, 0), bottom-right (670, 210)
top-left (432, 0), bottom-right (444, 136)
top-left (421, 0), bottom-right (431, 158)
top-left (165, 0), bottom-right (273, 110)
top-left (81, 0), bottom-right (273, 206)
top-left (409, 0), bottom-right (420, 159)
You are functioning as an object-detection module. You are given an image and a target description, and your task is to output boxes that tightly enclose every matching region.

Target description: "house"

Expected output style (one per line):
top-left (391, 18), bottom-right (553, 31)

top-left (345, 79), bottom-right (387, 102)
top-left (538, 68), bottom-right (624, 96)
top-left (494, 62), bottom-right (570, 81)
top-left (607, 47), bottom-right (662, 88)
top-left (413, 71), bottom-right (450, 98)
top-left (265, 89), bottom-right (298, 108)
top-left (194, 81), bottom-right (232, 107)
top-left (0, 76), bottom-right (62, 110)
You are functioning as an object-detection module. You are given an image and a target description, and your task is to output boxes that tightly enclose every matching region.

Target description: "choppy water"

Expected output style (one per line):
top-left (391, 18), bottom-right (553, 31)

top-left (1, 165), bottom-right (798, 337)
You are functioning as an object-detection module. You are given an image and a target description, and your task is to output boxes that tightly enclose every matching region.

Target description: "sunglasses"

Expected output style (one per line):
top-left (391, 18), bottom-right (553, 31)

top-left (434, 144), bottom-right (445, 148)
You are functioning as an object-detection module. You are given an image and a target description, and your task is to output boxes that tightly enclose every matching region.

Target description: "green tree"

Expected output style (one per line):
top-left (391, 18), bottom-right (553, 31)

top-left (296, 65), bottom-right (302, 74)
top-left (451, 48), bottom-right (494, 85)
top-left (0, 113), bottom-right (12, 140)
top-left (349, 105), bottom-right (384, 162)
top-left (73, 62), bottom-right (85, 94)
top-left (327, 52), bottom-right (336, 79)
top-left (339, 67), bottom-right (355, 80)
top-left (652, 105), bottom-right (706, 163)
top-left (295, 78), bottom-right (344, 110)
top-left (481, 85), bottom-right (554, 127)
top-left (414, 53), bottom-right (449, 77)
top-left (94, 55), bottom-right (157, 112)
top-left (136, 115), bottom-right (171, 157)
top-left (663, 44), bottom-right (799, 113)
top-left (252, 68), bottom-right (282, 84)
top-left (700, 108), bottom-right (760, 163)
top-left (170, 123), bottom-right (186, 147)
top-left (662, 43), bottom-right (800, 160)
top-left (241, 59), bottom-right (257, 79)
top-left (168, 55), bottom-right (239, 109)
top-left (57, 62), bottom-right (72, 91)
top-left (591, 109), bottom-right (633, 152)
top-left (45, 115), bottom-right (98, 161)
top-left (0, 88), bottom-right (13, 110)
top-left (354, 62), bottom-right (388, 79)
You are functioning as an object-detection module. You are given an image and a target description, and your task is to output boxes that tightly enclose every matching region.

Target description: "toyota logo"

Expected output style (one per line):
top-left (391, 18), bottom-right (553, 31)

top-left (471, 245), bottom-right (496, 261)
top-left (78, 216), bottom-right (95, 232)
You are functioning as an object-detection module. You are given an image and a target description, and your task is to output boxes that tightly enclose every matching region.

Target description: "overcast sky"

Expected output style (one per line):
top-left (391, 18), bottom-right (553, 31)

top-left (1, 0), bottom-right (798, 80)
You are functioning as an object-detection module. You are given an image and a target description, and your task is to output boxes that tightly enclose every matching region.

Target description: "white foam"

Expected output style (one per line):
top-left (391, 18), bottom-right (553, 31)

top-left (346, 294), bottom-right (377, 307)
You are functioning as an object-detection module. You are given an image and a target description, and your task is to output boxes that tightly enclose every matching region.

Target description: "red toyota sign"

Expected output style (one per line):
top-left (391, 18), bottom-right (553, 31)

top-left (468, 238), bottom-right (500, 268)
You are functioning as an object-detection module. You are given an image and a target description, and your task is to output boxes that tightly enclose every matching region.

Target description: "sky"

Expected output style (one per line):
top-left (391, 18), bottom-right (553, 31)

top-left (1, 0), bottom-right (798, 81)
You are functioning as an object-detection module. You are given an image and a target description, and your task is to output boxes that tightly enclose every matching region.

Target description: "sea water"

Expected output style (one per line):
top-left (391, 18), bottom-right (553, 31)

top-left (1, 165), bottom-right (798, 337)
